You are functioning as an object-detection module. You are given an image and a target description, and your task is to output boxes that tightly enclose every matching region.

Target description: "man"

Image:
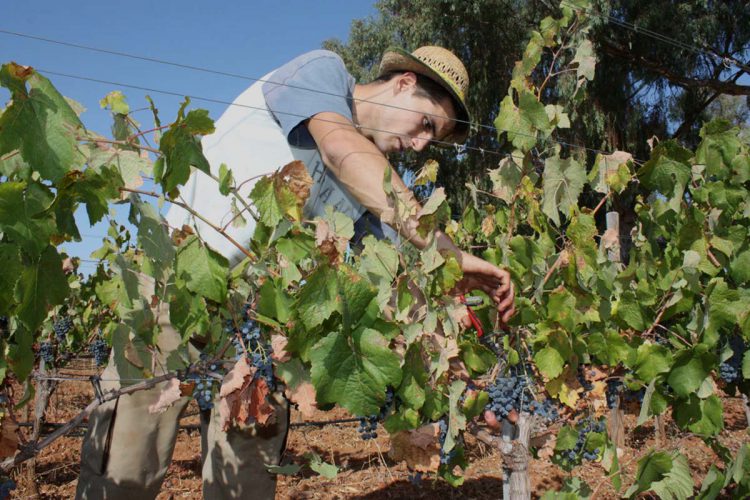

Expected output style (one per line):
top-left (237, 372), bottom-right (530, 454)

top-left (76, 46), bottom-right (515, 499)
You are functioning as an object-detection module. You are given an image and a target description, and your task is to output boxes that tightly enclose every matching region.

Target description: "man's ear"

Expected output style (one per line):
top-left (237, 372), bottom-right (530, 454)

top-left (393, 71), bottom-right (418, 94)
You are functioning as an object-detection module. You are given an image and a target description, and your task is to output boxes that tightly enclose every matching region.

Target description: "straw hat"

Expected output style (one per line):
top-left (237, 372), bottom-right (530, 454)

top-left (379, 46), bottom-right (470, 144)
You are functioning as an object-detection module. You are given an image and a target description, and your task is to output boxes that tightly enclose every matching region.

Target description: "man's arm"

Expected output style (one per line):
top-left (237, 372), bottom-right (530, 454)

top-left (306, 112), bottom-right (515, 322)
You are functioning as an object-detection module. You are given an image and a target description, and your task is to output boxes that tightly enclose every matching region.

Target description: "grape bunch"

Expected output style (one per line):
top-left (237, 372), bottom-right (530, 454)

top-left (719, 336), bottom-right (746, 384)
top-left (438, 419), bottom-right (456, 465)
top-left (53, 316), bottom-right (73, 343)
top-left (485, 369), bottom-right (558, 421)
top-left (554, 417), bottom-right (606, 467)
top-left (228, 306), bottom-right (276, 391)
top-left (358, 388), bottom-right (394, 440)
top-left (0, 478), bottom-right (16, 500)
top-left (191, 376), bottom-right (217, 411)
top-left (89, 338), bottom-right (109, 367)
top-left (605, 379), bottom-right (644, 409)
top-left (39, 342), bottom-right (55, 364)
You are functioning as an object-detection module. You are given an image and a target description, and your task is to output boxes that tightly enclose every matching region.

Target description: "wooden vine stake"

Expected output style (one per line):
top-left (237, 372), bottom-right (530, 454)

top-left (23, 360), bottom-right (57, 498)
top-left (500, 415), bottom-right (532, 499)
top-left (605, 211), bottom-right (626, 450)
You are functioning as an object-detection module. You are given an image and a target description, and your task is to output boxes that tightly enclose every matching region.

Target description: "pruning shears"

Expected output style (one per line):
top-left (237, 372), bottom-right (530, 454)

top-left (459, 295), bottom-right (484, 338)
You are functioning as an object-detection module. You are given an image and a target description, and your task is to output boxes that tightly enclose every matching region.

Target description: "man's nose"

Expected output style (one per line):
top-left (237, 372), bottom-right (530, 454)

top-left (410, 135), bottom-right (430, 152)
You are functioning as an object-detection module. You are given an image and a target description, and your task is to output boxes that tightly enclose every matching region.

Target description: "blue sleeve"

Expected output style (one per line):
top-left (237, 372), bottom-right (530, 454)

top-left (262, 50), bottom-right (355, 147)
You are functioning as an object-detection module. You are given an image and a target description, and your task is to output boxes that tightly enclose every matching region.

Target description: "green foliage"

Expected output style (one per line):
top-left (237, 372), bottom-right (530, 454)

top-left (1, 2), bottom-right (749, 491)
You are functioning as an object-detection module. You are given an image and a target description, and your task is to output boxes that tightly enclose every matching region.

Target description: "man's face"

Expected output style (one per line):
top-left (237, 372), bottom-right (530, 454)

top-left (367, 75), bottom-right (457, 154)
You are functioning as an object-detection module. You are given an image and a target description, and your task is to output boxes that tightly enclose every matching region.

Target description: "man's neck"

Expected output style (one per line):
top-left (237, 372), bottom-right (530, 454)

top-left (351, 82), bottom-right (390, 134)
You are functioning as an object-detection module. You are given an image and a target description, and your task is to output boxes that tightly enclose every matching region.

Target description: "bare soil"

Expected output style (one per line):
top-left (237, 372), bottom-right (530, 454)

top-left (8, 360), bottom-right (750, 499)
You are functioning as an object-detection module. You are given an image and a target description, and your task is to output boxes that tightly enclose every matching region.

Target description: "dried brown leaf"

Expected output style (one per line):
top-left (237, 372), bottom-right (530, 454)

top-left (271, 334), bottom-right (291, 363)
top-left (278, 160), bottom-right (313, 207)
top-left (286, 381), bottom-right (318, 419)
top-left (0, 416), bottom-right (19, 460)
top-left (388, 423), bottom-right (441, 472)
top-left (148, 378), bottom-right (183, 414)
top-left (219, 357), bottom-right (275, 429)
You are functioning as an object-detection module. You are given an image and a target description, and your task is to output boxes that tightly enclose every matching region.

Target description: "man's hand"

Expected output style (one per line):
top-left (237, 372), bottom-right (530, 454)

top-left (454, 251), bottom-right (515, 325)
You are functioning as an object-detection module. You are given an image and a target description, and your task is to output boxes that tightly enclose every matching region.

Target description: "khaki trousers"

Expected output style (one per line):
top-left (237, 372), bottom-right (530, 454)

top-left (76, 296), bottom-right (289, 499)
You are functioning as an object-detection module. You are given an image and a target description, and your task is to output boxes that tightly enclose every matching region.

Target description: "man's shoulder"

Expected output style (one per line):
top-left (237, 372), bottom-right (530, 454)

top-left (286, 49), bottom-right (346, 67)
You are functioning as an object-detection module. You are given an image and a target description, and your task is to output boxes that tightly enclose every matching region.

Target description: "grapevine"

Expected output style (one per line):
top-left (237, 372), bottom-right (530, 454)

top-left (0, 0), bottom-right (749, 496)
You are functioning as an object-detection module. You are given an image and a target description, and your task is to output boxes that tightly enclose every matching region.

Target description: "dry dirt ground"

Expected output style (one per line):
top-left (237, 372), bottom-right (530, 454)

top-left (7, 359), bottom-right (750, 499)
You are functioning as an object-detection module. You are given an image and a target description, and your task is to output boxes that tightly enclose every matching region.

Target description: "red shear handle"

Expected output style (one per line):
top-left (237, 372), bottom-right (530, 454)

top-left (459, 295), bottom-right (484, 338)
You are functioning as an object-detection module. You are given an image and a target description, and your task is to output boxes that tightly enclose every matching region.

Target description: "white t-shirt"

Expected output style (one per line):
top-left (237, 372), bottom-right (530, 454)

top-left (165, 50), bottom-right (366, 266)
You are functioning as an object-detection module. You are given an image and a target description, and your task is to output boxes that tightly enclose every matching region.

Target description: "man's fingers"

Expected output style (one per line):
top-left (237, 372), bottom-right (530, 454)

top-left (483, 409), bottom-right (501, 431)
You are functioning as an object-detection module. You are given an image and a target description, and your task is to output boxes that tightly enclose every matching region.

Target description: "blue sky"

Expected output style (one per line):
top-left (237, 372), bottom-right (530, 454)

top-left (2, 0), bottom-right (377, 273)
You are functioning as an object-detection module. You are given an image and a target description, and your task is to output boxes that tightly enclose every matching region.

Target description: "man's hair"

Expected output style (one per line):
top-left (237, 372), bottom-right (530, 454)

top-left (374, 71), bottom-right (454, 108)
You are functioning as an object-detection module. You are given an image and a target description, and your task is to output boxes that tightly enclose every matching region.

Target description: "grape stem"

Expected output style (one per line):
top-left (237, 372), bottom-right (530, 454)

top-left (119, 187), bottom-right (258, 263)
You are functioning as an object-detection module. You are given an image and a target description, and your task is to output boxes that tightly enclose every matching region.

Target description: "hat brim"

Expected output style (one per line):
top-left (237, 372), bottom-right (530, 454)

top-left (379, 47), bottom-right (470, 145)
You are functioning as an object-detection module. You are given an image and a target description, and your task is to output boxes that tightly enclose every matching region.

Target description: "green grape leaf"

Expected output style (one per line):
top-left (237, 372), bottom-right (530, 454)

top-left (545, 104), bottom-right (571, 129)
top-left (696, 119), bottom-right (742, 180)
top-left (730, 249), bottom-right (750, 285)
top-left (7, 324), bottom-right (34, 382)
top-left (637, 141), bottom-right (692, 196)
top-left (697, 465), bottom-right (726, 500)
top-left (157, 104), bottom-right (214, 193)
top-left (542, 155), bottom-right (585, 225)
top-left (555, 425), bottom-right (579, 450)
top-left (647, 452), bottom-right (694, 500)
top-left (307, 453), bottom-right (339, 479)
top-left (359, 236), bottom-right (398, 311)
top-left (128, 194), bottom-right (175, 273)
top-left (249, 176), bottom-right (284, 227)
top-left (397, 345), bottom-right (428, 410)
top-left (460, 342), bottom-right (496, 375)
top-left (634, 343), bottom-right (671, 382)
top-left (673, 394), bottom-right (724, 437)
top-left (444, 380), bottom-right (467, 454)
top-left (0, 244), bottom-right (22, 315)
top-left (624, 451), bottom-right (675, 498)
top-left (175, 235), bottom-right (228, 303)
top-left (488, 154), bottom-right (524, 203)
top-left (112, 324), bottom-right (152, 385)
top-left (667, 349), bottom-right (714, 397)
top-left (495, 95), bottom-right (536, 152)
top-left (518, 90), bottom-right (551, 132)
top-left (462, 390), bottom-right (489, 420)
top-left (572, 39), bottom-right (596, 80)
top-left (310, 327), bottom-right (402, 416)
top-left (169, 285), bottom-right (210, 342)
top-left (84, 142), bottom-right (153, 191)
top-left (218, 163), bottom-right (234, 196)
top-left (535, 346), bottom-right (566, 379)
top-left (14, 245), bottom-right (69, 331)
top-left (295, 265), bottom-right (340, 330)
top-left (257, 279), bottom-right (293, 324)
top-left (614, 291), bottom-right (646, 331)
top-left (0, 181), bottom-right (56, 256)
top-left (0, 63), bottom-right (84, 182)
top-left (265, 463), bottom-right (301, 475)
top-left (99, 90), bottom-right (130, 114)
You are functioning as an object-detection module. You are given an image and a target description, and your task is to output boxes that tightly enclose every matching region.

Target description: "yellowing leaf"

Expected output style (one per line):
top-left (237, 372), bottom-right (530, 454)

top-left (414, 159), bottom-right (439, 186)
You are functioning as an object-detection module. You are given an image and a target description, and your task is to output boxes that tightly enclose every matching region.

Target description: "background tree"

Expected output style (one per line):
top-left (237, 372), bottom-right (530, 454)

top-left (324, 0), bottom-right (749, 207)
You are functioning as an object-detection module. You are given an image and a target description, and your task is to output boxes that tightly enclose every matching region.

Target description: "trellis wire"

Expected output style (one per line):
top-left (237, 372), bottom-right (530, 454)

top-left (2, 28), bottom-right (644, 161)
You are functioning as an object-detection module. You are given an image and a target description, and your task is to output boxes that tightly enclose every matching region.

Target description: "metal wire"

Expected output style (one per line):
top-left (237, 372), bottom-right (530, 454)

top-left (560, 0), bottom-right (750, 73)
top-left (3, 28), bottom-right (636, 160)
